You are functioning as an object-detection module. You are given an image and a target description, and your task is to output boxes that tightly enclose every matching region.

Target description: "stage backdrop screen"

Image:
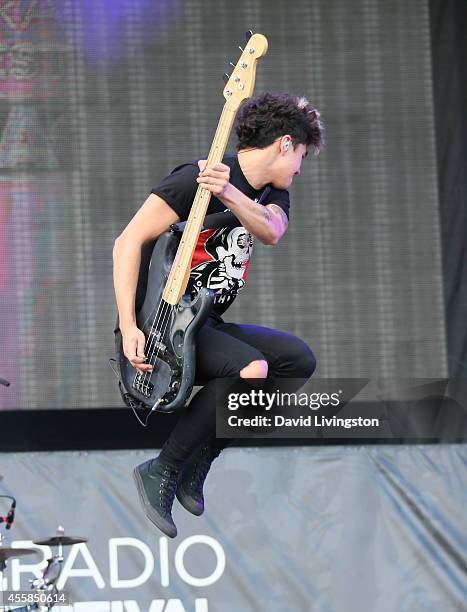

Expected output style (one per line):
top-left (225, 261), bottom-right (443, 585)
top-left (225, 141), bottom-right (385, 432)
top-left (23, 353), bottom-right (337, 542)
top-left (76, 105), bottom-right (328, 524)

top-left (0, 0), bottom-right (446, 409)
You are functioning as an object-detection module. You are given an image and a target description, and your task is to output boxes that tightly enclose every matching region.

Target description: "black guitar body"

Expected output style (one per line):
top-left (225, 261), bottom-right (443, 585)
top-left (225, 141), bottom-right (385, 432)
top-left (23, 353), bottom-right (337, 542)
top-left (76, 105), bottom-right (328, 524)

top-left (114, 228), bottom-right (214, 417)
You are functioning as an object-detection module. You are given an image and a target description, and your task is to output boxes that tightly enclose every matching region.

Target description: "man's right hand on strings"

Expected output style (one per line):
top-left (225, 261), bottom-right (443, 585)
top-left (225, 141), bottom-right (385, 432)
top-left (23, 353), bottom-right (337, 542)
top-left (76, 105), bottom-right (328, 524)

top-left (122, 325), bottom-right (153, 375)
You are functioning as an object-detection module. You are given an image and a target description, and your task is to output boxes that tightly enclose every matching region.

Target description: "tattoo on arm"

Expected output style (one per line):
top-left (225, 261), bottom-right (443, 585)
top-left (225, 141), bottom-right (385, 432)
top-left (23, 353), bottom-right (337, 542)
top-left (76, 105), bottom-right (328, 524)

top-left (268, 204), bottom-right (289, 231)
top-left (262, 207), bottom-right (272, 224)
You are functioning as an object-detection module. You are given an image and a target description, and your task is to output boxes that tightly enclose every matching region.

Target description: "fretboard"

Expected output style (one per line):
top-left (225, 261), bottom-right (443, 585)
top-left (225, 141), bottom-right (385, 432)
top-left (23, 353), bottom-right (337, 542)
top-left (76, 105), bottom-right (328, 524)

top-left (162, 104), bottom-right (237, 304)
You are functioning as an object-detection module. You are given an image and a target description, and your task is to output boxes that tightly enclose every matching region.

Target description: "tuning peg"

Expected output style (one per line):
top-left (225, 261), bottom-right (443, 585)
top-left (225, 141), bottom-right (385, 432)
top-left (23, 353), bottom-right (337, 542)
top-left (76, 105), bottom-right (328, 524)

top-left (245, 30), bottom-right (253, 42)
top-left (238, 46), bottom-right (243, 52)
top-left (222, 73), bottom-right (230, 84)
top-left (229, 62), bottom-right (235, 68)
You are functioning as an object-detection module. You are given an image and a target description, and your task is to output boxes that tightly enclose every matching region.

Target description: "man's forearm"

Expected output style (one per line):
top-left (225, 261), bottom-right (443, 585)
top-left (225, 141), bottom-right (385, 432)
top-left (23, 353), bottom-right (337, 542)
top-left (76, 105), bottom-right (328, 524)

top-left (217, 183), bottom-right (278, 245)
top-left (112, 238), bottom-right (141, 331)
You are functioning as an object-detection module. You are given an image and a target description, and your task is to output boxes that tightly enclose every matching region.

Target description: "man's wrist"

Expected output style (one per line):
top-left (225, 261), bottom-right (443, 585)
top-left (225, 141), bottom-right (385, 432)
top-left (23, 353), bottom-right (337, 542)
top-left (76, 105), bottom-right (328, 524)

top-left (119, 317), bottom-right (136, 333)
top-left (218, 182), bottom-right (240, 207)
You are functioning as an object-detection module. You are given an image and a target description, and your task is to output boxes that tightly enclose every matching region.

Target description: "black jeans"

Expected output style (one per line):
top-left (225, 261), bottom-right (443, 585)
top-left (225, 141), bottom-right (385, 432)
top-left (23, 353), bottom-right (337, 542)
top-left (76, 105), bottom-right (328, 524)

top-left (158, 314), bottom-right (317, 468)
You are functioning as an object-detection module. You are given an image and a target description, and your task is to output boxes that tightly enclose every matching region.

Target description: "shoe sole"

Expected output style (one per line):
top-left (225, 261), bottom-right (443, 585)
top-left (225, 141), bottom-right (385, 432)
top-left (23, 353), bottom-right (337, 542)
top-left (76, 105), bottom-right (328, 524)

top-left (133, 466), bottom-right (177, 538)
top-left (176, 484), bottom-right (204, 516)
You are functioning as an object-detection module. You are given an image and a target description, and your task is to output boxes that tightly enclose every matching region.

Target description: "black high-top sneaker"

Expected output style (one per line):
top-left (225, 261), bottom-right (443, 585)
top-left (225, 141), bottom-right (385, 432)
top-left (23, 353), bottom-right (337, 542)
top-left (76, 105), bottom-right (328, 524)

top-left (133, 458), bottom-right (180, 538)
top-left (176, 441), bottom-right (221, 516)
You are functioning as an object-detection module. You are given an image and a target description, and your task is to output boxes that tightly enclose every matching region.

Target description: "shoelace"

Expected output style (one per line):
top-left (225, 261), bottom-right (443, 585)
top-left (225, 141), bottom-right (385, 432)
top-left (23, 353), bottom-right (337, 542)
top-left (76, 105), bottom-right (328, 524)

top-left (159, 467), bottom-right (179, 512)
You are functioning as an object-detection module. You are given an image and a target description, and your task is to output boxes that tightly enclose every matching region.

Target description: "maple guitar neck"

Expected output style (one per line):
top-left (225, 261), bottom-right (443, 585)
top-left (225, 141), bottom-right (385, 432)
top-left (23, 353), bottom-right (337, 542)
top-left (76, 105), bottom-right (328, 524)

top-left (162, 105), bottom-right (237, 305)
top-left (162, 33), bottom-right (268, 305)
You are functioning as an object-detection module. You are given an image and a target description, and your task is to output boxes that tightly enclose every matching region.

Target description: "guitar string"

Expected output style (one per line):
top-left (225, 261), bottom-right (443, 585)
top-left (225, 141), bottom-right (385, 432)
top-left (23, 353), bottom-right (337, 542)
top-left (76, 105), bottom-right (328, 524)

top-left (136, 107), bottom-right (236, 404)
top-left (132, 298), bottom-right (169, 396)
top-left (136, 106), bottom-right (237, 403)
top-left (139, 105), bottom-right (233, 367)
top-left (137, 107), bottom-right (236, 399)
top-left (138, 105), bottom-right (234, 372)
top-left (136, 182), bottom-right (215, 390)
top-left (135, 299), bottom-right (170, 391)
top-left (143, 302), bottom-right (174, 395)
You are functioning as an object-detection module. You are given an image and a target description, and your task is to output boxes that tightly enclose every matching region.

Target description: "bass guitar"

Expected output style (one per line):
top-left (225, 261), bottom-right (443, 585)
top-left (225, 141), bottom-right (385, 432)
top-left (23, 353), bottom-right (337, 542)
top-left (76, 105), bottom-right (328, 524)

top-left (113, 32), bottom-right (268, 425)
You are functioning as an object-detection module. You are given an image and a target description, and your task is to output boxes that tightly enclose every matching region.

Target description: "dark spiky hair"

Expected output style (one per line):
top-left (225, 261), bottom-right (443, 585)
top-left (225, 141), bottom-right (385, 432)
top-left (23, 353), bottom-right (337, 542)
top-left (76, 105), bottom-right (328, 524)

top-left (235, 92), bottom-right (324, 155)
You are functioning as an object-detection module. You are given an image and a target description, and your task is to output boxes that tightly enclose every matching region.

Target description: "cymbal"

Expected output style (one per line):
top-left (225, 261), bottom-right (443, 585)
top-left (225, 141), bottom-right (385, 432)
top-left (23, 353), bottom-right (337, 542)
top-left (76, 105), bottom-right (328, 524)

top-left (33, 535), bottom-right (88, 547)
top-left (0, 548), bottom-right (37, 561)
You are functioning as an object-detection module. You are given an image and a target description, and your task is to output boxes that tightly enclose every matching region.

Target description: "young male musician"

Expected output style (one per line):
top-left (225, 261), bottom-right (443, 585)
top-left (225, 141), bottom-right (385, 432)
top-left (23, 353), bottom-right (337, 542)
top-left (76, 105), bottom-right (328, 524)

top-left (113, 92), bottom-right (324, 537)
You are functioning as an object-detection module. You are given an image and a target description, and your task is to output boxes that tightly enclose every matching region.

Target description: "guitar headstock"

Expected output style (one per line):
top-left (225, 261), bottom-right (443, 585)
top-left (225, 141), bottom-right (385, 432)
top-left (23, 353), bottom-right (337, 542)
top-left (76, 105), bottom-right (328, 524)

top-left (223, 33), bottom-right (268, 109)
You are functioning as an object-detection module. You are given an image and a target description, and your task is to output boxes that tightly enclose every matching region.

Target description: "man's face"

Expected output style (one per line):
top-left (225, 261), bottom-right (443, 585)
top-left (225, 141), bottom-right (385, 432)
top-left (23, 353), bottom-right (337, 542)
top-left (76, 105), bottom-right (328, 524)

top-left (271, 142), bottom-right (308, 190)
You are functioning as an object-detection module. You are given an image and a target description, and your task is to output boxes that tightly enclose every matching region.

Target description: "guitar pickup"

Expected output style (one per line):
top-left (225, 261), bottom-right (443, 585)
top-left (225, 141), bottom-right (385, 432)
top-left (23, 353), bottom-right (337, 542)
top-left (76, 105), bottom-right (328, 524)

top-left (147, 330), bottom-right (167, 353)
top-left (133, 375), bottom-right (154, 398)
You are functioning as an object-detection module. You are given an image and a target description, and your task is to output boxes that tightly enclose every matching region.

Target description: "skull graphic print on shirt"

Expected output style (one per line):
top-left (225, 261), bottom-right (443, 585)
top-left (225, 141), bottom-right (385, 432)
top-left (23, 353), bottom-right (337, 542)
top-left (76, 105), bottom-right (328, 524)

top-left (188, 224), bottom-right (254, 315)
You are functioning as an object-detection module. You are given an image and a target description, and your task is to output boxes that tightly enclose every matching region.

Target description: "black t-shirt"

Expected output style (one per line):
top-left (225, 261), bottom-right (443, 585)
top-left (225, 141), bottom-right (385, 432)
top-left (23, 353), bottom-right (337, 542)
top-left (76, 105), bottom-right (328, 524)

top-left (151, 153), bottom-right (290, 316)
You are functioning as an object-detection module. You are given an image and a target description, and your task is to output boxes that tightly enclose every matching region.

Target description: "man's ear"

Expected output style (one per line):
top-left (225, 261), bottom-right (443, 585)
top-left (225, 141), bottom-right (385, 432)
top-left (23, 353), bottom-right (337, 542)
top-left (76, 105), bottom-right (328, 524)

top-left (280, 135), bottom-right (292, 154)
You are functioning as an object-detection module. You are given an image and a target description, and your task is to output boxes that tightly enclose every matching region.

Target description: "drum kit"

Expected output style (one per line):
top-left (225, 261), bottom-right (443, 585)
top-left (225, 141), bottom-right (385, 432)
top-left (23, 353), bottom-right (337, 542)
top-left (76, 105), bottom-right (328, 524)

top-left (0, 490), bottom-right (87, 612)
top-left (0, 389), bottom-right (89, 611)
